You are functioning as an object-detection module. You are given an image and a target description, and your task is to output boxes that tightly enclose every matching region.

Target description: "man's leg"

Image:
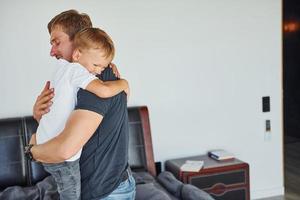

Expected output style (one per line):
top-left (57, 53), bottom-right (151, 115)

top-left (101, 170), bottom-right (136, 200)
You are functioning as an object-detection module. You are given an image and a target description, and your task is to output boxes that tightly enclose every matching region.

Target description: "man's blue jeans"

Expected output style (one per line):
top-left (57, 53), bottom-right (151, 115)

top-left (100, 174), bottom-right (136, 200)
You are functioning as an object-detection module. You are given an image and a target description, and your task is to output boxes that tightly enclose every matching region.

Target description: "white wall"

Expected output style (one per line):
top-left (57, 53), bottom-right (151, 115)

top-left (0, 0), bottom-right (282, 199)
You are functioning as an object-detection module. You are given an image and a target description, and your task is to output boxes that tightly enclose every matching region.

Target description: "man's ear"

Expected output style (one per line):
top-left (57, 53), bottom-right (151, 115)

top-left (72, 49), bottom-right (81, 61)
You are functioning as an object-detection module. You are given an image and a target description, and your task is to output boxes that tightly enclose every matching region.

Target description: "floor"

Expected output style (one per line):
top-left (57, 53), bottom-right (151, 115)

top-left (258, 137), bottom-right (300, 200)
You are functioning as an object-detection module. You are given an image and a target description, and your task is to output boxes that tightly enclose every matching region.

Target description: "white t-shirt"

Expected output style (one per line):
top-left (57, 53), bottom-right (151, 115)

top-left (36, 59), bottom-right (97, 161)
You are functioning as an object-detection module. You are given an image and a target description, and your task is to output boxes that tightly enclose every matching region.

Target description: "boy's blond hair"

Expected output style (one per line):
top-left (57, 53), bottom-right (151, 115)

top-left (48, 9), bottom-right (92, 40)
top-left (74, 28), bottom-right (115, 60)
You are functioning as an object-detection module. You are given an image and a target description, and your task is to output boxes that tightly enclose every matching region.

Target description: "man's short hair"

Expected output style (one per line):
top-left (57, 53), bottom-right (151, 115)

top-left (74, 28), bottom-right (115, 60)
top-left (48, 9), bottom-right (92, 40)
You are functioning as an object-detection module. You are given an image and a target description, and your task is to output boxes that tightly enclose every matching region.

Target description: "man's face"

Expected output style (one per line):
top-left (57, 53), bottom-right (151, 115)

top-left (74, 48), bottom-right (112, 74)
top-left (50, 26), bottom-right (74, 61)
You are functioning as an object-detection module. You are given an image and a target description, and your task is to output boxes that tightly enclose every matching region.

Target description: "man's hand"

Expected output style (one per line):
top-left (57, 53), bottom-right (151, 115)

top-left (110, 63), bottom-right (121, 78)
top-left (33, 81), bottom-right (54, 122)
top-left (29, 133), bottom-right (37, 145)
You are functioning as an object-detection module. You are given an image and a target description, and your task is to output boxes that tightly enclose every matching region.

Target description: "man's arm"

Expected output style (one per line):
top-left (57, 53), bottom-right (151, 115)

top-left (86, 79), bottom-right (129, 98)
top-left (31, 109), bottom-right (102, 163)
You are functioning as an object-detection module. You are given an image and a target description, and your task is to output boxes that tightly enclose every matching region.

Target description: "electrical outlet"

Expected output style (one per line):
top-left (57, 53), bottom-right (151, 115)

top-left (265, 120), bottom-right (271, 132)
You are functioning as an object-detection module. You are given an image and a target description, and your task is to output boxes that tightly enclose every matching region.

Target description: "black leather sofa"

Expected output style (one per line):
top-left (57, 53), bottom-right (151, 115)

top-left (0, 106), bottom-right (213, 200)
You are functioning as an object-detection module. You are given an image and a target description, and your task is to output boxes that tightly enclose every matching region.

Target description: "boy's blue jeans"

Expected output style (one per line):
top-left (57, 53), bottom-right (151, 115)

top-left (43, 159), bottom-right (81, 200)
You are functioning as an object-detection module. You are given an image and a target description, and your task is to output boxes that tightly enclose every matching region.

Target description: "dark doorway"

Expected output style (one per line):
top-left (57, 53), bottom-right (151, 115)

top-left (283, 0), bottom-right (300, 142)
top-left (283, 0), bottom-right (300, 199)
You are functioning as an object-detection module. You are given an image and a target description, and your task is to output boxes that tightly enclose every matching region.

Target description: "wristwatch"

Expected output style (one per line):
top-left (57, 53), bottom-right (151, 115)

top-left (24, 144), bottom-right (35, 161)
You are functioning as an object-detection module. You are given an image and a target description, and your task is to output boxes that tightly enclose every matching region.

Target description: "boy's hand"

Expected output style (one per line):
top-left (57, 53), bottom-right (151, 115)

top-left (29, 133), bottom-right (37, 145)
top-left (33, 81), bottom-right (54, 122)
top-left (110, 63), bottom-right (121, 78)
top-left (92, 66), bottom-right (105, 75)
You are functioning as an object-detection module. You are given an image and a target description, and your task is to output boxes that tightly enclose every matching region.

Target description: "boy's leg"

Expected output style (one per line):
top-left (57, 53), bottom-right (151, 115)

top-left (43, 159), bottom-right (81, 200)
top-left (101, 169), bottom-right (136, 200)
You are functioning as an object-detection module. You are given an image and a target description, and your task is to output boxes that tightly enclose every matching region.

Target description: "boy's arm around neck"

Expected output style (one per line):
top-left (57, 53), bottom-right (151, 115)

top-left (86, 78), bottom-right (129, 98)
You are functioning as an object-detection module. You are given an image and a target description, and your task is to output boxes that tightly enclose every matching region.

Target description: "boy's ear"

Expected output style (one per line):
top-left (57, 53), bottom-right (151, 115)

top-left (72, 49), bottom-right (81, 61)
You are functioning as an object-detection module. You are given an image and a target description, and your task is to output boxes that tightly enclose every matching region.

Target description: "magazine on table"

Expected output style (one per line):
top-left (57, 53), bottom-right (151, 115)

top-left (180, 160), bottom-right (204, 172)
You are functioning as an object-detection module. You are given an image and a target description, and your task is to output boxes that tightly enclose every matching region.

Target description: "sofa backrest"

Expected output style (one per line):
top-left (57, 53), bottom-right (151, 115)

top-left (23, 117), bottom-right (49, 185)
top-left (0, 106), bottom-right (156, 190)
top-left (0, 118), bottom-right (28, 190)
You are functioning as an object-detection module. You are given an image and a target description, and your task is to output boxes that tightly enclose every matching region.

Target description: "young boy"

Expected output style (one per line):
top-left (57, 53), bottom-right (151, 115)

top-left (32, 27), bottom-right (126, 200)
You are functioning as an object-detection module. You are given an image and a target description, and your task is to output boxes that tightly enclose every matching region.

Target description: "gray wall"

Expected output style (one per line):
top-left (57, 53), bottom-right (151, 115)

top-left (0, 1), bottom-right (283, 198)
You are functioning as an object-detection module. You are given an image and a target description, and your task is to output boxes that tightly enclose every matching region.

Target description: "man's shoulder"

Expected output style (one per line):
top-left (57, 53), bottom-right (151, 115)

top-left (76, 88), bottom-right (126, 117)
top-left (77, 89), bottom-right (110, 102)
top-left (76, 89), bottom-right (111, 116)
top-left (75, 66), bottom-right (122, 115)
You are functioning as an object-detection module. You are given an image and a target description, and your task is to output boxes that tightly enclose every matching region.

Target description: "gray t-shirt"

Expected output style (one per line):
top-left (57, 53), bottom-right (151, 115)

top-left (75, 67), bottom-right (129, 200)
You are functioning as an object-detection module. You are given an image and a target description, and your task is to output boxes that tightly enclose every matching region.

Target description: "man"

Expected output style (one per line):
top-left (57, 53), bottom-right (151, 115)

top-left (28, 10), bottom-right (135, 200)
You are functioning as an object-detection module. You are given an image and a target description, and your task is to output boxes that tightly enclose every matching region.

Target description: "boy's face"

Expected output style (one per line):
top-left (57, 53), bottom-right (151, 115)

top-left (73, 48), bottom-right (112, 74)
top-left (50, 26), bottom-right (74, 62)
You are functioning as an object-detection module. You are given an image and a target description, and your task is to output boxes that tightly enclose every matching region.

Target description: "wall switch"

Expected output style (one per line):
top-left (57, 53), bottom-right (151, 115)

top-left (262, 96), bottom-right (270, 112)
